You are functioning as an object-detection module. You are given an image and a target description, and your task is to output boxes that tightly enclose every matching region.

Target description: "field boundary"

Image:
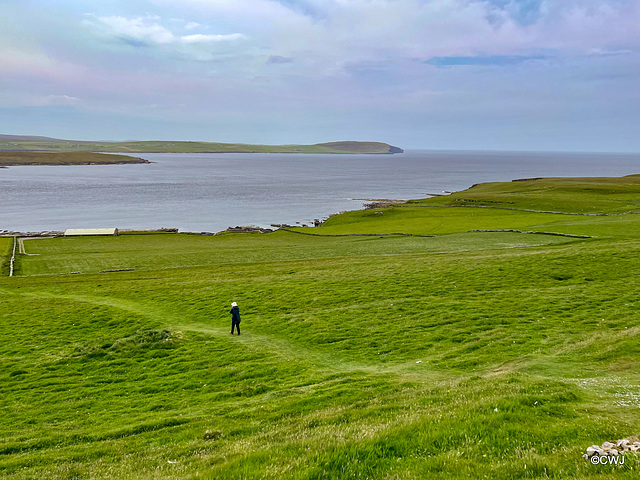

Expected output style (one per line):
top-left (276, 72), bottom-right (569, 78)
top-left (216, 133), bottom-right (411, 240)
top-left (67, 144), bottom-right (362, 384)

top-left (405, 203), bottom-right (624, 216)
top-left (9, 236), bottom-right (17, 277)
top-left (280, 229), bottom-right (436, 238)
top-left (467, 229), bottom-right (593, 238)
top-left (282, 228), bottom-right (591, 239)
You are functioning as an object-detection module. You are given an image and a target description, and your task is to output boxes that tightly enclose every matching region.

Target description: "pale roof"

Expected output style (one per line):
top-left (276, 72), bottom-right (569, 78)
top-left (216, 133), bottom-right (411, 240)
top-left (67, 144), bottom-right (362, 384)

top-left (64, 228), bottom-right (118, 236)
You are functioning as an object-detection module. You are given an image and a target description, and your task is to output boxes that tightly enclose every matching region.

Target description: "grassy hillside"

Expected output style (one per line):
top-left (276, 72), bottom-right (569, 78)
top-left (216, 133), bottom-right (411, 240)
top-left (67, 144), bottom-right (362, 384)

top-left (307, 175), bottom-right (640, 238)
top-left (2, 176), bottom-right (640, 479)
top-left (423, 175), bottom-right (640, 214)
top-left (0, 151), bottom-right (149, 166)
top-left (0, 138), bottom-right (402, 154)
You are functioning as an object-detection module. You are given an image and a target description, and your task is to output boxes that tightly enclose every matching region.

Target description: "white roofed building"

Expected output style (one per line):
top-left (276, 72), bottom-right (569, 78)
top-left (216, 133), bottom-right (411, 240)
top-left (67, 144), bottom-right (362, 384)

top-left (64, 228), bottom-right (118, 236)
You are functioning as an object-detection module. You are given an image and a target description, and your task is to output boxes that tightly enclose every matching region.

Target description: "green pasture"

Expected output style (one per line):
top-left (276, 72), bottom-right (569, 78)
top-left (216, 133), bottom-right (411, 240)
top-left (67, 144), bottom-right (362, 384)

top-left (422, 175), bottom-right (640, 214)
top-left (2, 175), bottom-right (640, 479)
top-left (15, 230), bottom-right (575, 276)
top-left (311, 204), bottom-right (640, 237)
top-left (0, 152), bottom-right (147, 166)
top-left (0, 237), bottom-right (12, 275)
top-left (0, 139), bottom-right (398, 155)
top-left (309, 175), bottom-right (640, 237)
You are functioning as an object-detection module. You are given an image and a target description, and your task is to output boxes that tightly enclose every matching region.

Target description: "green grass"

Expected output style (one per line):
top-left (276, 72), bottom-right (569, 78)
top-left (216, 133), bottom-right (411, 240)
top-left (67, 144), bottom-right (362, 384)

top-left (0, 140), bottom-right (400, 154)
top-left (2, 176), bottom-right (640, 479)
top-left (16, 230), bottom-right (576, 276)
top-left (0, 237), bottom-right (12, 275)
top-left (305, 175), bottom-right (640, 238)
top-left (0, 151), bottom-right (148, 166)
top-left (422, 175), bottom-right (640, 214)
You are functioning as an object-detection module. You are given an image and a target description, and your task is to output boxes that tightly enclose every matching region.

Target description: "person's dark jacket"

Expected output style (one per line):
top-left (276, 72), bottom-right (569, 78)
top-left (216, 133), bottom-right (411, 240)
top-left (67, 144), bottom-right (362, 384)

top-left (230, 306), bottom-right (241, 323)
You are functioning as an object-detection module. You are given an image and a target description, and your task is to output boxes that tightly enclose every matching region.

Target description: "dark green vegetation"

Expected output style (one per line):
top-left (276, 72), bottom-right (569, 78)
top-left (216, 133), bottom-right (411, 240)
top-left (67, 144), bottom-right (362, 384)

top-left (0, 135), bottom-right (402, 154)
top-left (0, 151), bottom-right (149, 166)
top-left (2, 176), bottom-right (640, 479)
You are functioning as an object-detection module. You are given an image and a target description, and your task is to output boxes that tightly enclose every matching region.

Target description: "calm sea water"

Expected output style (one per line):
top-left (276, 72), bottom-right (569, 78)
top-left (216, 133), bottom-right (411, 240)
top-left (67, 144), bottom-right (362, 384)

top-left (1, 150), bottom-right (639, 233)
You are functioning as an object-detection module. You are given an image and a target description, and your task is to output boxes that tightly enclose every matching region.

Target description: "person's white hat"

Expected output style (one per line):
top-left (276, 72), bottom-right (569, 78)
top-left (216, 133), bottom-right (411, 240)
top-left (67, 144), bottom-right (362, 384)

top-left (231, 302), bottom-right (237, 307)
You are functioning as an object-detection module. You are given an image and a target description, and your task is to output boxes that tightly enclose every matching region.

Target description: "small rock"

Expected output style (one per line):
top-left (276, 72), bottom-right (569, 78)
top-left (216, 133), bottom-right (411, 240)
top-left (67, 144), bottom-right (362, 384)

top-left (587, 446), bottom-right (605, 457)
top-left (602, 441), bottom-right (616, 448)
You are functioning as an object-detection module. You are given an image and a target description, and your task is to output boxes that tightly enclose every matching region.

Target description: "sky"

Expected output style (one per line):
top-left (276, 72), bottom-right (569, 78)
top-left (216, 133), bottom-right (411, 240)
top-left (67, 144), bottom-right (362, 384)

top-left (1, 0), bottom-right (639, 152)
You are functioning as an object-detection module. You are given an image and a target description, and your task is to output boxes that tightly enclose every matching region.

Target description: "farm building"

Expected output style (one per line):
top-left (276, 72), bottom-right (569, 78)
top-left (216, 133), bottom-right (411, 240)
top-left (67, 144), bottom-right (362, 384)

top-left (64, 228), bottom-right (119, 236)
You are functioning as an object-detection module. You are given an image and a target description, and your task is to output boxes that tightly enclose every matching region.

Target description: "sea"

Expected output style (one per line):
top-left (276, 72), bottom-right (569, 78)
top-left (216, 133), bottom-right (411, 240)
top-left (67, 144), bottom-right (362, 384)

top-left (1, 150), bottom-right (639, 233)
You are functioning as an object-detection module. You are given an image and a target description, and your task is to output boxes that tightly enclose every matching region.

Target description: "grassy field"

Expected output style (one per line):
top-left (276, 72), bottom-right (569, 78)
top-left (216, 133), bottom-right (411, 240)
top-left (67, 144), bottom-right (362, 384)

top-left (1, 176), bottom-right (640, 479)
top-left (307, 175), bottom-right (640, 238)
top-left (15, 231), bottom-right (575, 276)
top-left (0, 237), bottom-right (12, 275)
top-left (0, 139), bottom-right (401, 155)
top-left (0, 152), bottom-right (149, 166)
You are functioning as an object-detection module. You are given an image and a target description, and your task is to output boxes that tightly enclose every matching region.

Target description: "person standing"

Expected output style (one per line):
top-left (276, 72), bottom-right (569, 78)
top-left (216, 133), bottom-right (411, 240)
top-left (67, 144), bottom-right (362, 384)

top-left (229, 301), bottom-right (241, 335)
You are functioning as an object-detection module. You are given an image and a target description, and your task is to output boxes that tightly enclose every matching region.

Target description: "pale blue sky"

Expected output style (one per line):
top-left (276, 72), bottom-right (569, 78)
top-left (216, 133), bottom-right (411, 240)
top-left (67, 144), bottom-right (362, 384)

top-left (1, 0), bottom-right (639, 151)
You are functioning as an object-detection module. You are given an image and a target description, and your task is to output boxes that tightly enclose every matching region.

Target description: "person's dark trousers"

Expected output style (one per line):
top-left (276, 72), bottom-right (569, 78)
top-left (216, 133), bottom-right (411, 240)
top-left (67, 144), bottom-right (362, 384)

top-left (231, 321), bottom-right (240, 335)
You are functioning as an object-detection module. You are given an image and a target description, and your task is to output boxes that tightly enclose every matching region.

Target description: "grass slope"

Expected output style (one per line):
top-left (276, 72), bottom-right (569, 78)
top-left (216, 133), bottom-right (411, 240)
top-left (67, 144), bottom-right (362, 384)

top-left (0, 139), bottom-right (401, 155)
top-left (0, 152), bottom-right (149, 166)
top-left (2, 176), bottom-right (640, 479)
top-left (307, 175), bottom-right (640, 238)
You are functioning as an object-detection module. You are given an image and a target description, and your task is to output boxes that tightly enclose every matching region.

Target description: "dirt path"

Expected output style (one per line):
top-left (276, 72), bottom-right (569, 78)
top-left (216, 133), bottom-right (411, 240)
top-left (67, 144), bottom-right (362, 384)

top-left (18, 236), bottom-right (53, 255)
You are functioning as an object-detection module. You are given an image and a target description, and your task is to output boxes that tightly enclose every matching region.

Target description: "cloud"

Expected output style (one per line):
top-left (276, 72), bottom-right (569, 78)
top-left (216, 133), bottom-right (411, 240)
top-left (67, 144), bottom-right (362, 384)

top-left (0, 93), bottom-right (81, 108)
top-left (1, 0), bottom-right (640, 150)
top-left (29, 94), bottom-right (80, 107)
top-left (87, 15), bottom-right (175, 44)
top-left (0, 48), bottom-right (57, 75)
top-left (267, 55), bottom-right (294, 64)
top-left (180, 33), bottom-right (246, 44)
top-left (425, 54), bottom-right (547, 67)
top-left (84, 14), bottom-right (246, 49)
top-left (484, 0), bottom-right (545, 26)
top-left (587, 48), bottom-right (634, 57)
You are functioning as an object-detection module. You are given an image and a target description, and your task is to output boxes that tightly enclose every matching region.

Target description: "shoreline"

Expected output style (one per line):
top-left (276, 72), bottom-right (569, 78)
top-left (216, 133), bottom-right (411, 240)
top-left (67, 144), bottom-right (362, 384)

top-left (0, 151), bottom-right (151, 167)
top-left (0, 161), bottom-right (151, 167)
top-left (0, 197), bottom-right (410, 237)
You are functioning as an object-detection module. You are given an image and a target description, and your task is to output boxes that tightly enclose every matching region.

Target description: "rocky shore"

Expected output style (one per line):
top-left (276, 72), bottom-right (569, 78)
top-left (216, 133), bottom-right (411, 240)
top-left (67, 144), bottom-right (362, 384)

top-left (1, 230), bottom-right (63, 237)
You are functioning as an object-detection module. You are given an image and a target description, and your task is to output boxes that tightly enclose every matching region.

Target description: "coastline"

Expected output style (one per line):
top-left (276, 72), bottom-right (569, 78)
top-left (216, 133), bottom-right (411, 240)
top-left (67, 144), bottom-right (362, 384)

top-left (0, 161), bottom-right (151, 167)
top-left (0, 151), bottom-right (150, 167)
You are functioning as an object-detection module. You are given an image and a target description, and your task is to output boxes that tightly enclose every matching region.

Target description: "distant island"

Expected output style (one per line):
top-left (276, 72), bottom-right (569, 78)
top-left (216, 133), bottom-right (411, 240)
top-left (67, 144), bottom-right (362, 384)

top-left (0, 135), bottom-right (403, 155)
top-left (0, 151), bottom-right (150, 167)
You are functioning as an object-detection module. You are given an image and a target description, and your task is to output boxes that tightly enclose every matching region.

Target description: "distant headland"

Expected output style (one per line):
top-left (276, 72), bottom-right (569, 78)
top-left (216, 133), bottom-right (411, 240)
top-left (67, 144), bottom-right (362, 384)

top-left (0, 151), bottom-right (150, 167)
top-left (0, 135), bottom-right (403, 155)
